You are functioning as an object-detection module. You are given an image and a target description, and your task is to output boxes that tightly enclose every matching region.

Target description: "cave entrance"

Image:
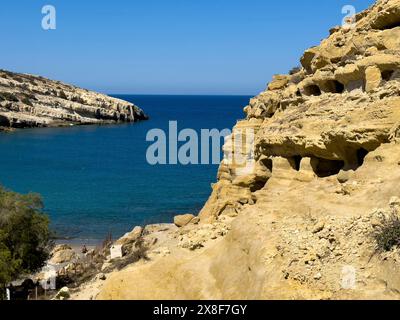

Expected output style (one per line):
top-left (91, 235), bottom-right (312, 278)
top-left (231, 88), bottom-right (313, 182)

top-left (249, 157), bottom-right (273, 193)
top-left (372, 9), bottom-right (400, 30)
top-left (259, 157), bottom-right (273, 172)
top-left (311, 158), bottom-right (345, 178)
top-left (250, 179), bottom-right (269, 193)
top-left (374, 18), bottom-right (400, 30)
top-left (291, 155), bottom-right (302, 171)
top-left (356, 148), bottom-right (369, 167)
top-left (304, 85), bottom-right (321, 96)
top-left (321, 80), bottom-right (345, 94)
top-left (382, 70), bottom-right (395, 81)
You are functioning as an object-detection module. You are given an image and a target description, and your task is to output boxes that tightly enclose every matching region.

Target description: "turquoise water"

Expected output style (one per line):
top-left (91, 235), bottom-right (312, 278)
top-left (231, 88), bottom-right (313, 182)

top-left (0, 95), bottom-right (249, 243)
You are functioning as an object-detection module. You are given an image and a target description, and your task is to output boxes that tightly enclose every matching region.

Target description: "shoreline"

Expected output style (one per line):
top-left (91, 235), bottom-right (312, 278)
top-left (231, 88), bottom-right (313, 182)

top-left (55, 239), bottom-right (102, 251)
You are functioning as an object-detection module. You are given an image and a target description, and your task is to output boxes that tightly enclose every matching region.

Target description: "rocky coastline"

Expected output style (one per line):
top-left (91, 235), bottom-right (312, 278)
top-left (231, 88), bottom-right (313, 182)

top-left (64, 0), bottom-right (400, 300)
top-left (13, 0), bottom-right (400, 301)
top-left (0, 69), bottom-right (148, 131)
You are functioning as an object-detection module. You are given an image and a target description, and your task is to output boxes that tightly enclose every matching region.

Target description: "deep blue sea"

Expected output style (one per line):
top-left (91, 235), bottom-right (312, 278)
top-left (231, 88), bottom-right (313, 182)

top-left (0, 95), bottom-right (249, 244)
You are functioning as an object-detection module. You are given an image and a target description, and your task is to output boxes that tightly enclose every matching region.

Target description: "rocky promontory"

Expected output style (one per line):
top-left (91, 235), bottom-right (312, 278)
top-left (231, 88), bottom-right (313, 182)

top-left (0, 70), bottom-right (148, 130)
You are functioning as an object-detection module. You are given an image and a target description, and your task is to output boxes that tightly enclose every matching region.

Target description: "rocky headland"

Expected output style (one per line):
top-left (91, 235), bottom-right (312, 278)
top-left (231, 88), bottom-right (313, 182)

top-left (53, 0), bottom-right (400, 300)
top-left (0, 70), bottom-right (148, 130)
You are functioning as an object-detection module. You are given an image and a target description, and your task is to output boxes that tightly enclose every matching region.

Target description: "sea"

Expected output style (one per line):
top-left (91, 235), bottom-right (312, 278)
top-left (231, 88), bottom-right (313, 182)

top-left (0, 95), bottom-right (249, 244)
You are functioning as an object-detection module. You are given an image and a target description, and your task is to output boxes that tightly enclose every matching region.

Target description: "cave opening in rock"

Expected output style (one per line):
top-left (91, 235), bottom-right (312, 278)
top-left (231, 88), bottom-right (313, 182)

top-left (250, 179), bottom-right (269, 193)
top-left (322, 80), bottom-right (345, 94)
top-left (356, 148), bottom-right (369, 167)
top-left (382, 70), bottom-right (395, 81)
top-left (374, 19), bottom-right (400, 30)
top-left (311, 158), bottom-right (345, 178)
top-left (292, 155), bottom-right (302, 171)
top-left (259, 157), bottom-right (273, 172)
top-left (304, 85), bottom-right (321, 96)
top-left (248, 157), bottom-right (273, 193)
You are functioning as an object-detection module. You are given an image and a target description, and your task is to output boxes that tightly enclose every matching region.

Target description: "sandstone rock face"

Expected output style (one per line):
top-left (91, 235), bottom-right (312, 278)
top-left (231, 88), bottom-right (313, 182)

top-left (0, 70), bottom-right (148, 129)
top-left (94, 0), bottom-right (400, 300)
top-left (200, 0), bottom-right (400, 223)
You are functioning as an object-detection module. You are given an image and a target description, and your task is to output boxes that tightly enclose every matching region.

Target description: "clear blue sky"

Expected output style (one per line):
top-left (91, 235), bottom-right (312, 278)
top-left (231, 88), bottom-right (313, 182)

top-left (0, 0), bottom-right (375, 95)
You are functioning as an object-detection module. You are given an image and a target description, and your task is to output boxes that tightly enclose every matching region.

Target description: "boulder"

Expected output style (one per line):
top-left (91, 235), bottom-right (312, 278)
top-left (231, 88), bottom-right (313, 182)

top-left (54, 287), bottom-right (70, 300)
top-left (50, 246), bottom-right (77, 264)
top-left (337, 170), bottom-right (354, 184)
top-left (335, 64), bottom-right (362, 86)
top-left (174, 214), bottom-right (195, 227)
top-left (300, 48), bottom-right (318, 73)
top-left (268, 75), bottom-right (290, 91)
top-left (115, 226), bottom-right (143, 246)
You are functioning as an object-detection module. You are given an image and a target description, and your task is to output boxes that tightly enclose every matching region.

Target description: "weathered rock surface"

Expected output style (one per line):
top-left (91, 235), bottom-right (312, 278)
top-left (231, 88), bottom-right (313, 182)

top-left (77, 0), bottom-right (400, 300)
top-left (200, 0), bottom-right (400, 223)
top-left (50, 245), bottom-right (77, 264)
top-left (0, 70), bottom-right (148, 129)
top-left (174, 214), bottom-right (195, 227)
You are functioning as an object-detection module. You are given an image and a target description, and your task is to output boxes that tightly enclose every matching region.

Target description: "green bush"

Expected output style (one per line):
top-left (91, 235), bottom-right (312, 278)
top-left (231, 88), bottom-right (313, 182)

top-left (289, 66), bottom-right (301, 75)
top-left (0, 186), bottom-right (52, 299)
top-left (373, 210), bottom-right (400, 252)
top-left (0, 92), bottom-right (19, 102)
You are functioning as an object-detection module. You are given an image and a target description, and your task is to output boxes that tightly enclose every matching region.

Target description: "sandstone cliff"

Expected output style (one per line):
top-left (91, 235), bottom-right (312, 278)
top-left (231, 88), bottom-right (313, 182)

top-left (74, 0), bottom-right (400, 300)
top-left (0, 70), bottom-right (147, 130)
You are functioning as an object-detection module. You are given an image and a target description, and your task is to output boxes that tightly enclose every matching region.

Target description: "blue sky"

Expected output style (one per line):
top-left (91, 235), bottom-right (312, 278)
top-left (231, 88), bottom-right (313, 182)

top-left (0, 0), bottom-right (375, 95)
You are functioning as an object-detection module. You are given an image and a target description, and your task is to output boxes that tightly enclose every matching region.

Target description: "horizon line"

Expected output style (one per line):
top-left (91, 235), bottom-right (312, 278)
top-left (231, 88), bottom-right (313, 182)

top-left (108, 93), bottom-right (256, 97)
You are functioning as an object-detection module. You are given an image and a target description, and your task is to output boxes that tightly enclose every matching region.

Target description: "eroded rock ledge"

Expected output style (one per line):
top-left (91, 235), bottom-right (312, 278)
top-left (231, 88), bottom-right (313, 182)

top-left (0, 70), bottom-right (148, 130)
top-left (200, 0), bottom-right (400, 222)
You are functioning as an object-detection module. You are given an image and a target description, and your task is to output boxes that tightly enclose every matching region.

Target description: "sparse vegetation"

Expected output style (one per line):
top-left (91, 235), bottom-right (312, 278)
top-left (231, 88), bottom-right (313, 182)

top-left (289, 66), bottom-right (302, 75)
top-left (0, 92), bottom-right (19, 102)
top-left (0, 186), bottom-right (52, 299)
top-left (58, 90), bottom-right (68, 100)
top-left (71, 96), bottom-right (86, 104)
top-left (372, 209), bottom-right (400, 252)
top-left (21, 98), bottom-right (33, 107)
top-left (12, 76), bottom-right (24, 84)
top-left (109, 237), bottom-right (149, 272)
